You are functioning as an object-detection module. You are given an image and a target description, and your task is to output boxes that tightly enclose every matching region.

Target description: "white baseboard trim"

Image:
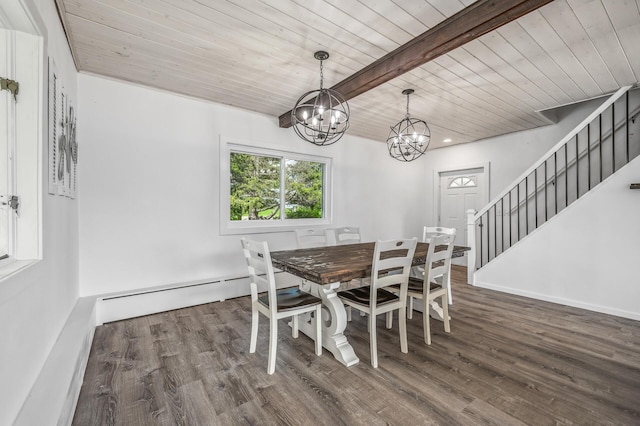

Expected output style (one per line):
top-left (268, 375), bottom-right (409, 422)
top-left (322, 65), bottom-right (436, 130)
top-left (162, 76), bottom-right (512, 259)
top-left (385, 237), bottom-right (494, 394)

top-left (474, 279), bottom-right (640, 321)
top-left (14, 297), bottom-right (97, 426)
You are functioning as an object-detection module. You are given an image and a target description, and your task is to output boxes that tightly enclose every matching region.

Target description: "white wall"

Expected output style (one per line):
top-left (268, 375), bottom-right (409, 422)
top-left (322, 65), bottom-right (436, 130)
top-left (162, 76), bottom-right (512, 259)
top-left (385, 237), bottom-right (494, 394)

top-left (475, 154), bottom-right (640, 320)
top-left (0, 0), bottom-right (80, 424)
top-left (77, 74), bottom-right (428, 296)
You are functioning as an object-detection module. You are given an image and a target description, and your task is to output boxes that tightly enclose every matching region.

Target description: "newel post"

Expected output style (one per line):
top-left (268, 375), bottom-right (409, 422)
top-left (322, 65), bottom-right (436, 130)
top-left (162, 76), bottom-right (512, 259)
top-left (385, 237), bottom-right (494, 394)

top-left (466, 209), bottom-right (476, 285)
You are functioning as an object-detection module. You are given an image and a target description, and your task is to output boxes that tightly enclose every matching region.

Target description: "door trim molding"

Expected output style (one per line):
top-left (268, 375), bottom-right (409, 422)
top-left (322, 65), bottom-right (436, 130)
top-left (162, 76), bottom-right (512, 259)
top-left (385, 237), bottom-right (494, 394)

top-left (432, 162), bottom-right (490, 228)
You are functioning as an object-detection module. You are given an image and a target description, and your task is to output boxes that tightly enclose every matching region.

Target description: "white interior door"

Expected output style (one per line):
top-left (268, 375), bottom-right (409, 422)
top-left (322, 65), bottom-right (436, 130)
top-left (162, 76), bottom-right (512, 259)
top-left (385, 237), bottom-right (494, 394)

top-left (439, 169), bottom-right (484, 264)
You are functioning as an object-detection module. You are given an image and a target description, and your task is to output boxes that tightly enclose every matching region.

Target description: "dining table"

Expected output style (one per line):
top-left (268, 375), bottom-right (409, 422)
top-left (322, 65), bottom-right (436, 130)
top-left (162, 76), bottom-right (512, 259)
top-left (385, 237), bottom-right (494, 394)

top-left (270, 241), bottom-right (470, 366)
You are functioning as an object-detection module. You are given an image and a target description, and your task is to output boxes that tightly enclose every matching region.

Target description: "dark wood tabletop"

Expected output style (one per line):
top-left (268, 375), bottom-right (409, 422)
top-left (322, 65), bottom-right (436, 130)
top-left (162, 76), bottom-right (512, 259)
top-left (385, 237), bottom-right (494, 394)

top-left (271, 241), bottom-right (470, 285)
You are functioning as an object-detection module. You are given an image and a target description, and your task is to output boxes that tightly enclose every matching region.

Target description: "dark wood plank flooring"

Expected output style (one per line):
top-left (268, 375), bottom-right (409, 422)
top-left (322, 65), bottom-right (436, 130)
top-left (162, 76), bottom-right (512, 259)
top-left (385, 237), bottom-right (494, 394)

top-left (73, 266), bottom-right (640, 425)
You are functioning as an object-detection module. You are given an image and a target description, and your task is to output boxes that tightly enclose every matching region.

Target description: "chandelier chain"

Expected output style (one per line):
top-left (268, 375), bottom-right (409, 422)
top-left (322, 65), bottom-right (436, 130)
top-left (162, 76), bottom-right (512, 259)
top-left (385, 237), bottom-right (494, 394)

top-left (319, 59), bottom-right (324, 90)
top-left (406, 92), bottom-right (411, 118)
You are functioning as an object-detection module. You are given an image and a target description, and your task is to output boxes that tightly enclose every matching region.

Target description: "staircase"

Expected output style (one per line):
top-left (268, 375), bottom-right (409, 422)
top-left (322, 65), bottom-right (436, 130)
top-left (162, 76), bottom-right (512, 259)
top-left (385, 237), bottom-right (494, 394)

top-left (467, 85), bottom-right (640, 281)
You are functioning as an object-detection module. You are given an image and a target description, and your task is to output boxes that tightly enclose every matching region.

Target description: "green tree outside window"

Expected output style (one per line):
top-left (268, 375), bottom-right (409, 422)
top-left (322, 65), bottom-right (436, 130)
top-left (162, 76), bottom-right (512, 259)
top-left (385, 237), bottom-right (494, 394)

top-left (230, 152), bottom-right (324, 221)
top-left (285, 159), bottom-right (323, 219)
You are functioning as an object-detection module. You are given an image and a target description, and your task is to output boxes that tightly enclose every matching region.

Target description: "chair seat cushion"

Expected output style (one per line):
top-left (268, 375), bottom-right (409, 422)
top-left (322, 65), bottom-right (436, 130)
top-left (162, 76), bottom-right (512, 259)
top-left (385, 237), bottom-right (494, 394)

top-left (390, 277), bottom-right (442, 293)
top-left (258, 288), bottom-right (322, 312)
top-left (338, 287), bottom-right (399, 307)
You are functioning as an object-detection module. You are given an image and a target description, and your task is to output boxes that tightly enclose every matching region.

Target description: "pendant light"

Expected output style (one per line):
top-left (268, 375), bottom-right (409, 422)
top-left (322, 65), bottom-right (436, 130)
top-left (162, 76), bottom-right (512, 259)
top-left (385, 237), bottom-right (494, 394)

top-left (291, 51), bottom-right (350, 146)
top-left (387, 89), bottom-right (430, 161)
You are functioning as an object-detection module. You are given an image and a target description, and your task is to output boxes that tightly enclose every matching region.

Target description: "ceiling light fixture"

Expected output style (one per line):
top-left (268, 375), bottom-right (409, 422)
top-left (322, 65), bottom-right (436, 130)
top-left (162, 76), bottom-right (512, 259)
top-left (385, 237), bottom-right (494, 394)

top-left (386, 89), bottom-right (430, 161)
top-left (291, 51), bottom-right (350, 146)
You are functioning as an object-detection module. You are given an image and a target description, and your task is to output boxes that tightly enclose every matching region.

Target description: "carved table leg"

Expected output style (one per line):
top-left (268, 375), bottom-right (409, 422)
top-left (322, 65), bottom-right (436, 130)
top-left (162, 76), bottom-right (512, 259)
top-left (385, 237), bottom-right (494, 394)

top-left (295, 281), bottom-right (359, 366)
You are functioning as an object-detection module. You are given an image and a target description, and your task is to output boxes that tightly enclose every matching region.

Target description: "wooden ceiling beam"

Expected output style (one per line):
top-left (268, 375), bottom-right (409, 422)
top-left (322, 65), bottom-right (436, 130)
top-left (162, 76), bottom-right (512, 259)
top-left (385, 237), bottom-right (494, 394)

top-left (279, 0), bottom-right (554, 128)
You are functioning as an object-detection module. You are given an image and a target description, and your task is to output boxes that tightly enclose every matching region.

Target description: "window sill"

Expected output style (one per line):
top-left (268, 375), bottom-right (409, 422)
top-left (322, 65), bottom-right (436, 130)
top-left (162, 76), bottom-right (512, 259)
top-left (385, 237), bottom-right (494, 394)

top-left (0, 258), bottom-right (40, 281)
top-left (220, 218), bottom-right (332, 235)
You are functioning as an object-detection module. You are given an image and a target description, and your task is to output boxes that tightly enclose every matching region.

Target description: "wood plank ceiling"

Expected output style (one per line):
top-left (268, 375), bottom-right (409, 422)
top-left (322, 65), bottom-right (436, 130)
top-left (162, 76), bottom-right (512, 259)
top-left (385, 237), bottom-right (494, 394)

top-left (55, 0), bottom-right (640, 149)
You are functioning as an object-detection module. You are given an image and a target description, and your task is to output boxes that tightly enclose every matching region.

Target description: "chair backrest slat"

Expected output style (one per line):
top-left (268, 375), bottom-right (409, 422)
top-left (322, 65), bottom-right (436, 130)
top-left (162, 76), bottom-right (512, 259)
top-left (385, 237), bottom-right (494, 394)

top-left (423, 226), bottom-right (456, 243)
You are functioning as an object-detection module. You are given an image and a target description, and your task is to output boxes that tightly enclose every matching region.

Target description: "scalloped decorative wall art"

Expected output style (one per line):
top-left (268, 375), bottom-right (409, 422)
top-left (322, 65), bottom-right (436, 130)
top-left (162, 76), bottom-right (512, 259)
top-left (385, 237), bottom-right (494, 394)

top-left (48, 58), bottom-right (77, 198)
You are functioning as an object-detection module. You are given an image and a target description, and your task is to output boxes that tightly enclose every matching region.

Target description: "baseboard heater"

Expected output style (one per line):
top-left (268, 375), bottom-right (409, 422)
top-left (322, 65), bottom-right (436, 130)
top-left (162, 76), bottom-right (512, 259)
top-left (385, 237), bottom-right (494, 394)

top-left (101, 274), bottom-right (250, 301)
top-left (96, 270), bottom-right (297, 324)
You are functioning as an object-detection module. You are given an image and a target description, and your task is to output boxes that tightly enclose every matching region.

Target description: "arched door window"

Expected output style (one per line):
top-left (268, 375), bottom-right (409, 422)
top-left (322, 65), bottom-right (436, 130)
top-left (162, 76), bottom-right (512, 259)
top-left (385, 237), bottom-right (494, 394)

top-left (448, 176), bottom-right (477, 188)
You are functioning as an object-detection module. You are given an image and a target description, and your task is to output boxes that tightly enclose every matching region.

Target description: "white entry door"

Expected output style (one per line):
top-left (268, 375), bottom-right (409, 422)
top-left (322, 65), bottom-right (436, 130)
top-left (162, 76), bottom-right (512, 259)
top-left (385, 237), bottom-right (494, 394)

top-left (439, 169), bottom-right (484, 264)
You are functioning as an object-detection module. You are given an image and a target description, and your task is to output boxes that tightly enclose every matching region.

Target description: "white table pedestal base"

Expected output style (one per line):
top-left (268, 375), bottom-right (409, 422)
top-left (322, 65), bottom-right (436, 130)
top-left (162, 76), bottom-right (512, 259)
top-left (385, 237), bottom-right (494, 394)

top-left (295, 280), bottom-right (359, 367)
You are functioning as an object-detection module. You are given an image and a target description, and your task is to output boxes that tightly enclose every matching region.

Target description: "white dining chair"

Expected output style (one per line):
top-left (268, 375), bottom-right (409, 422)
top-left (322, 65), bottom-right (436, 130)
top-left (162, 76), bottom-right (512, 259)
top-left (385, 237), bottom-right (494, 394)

top-left (415, 226), bottom-right (456, 306)
top-left (241, 238), bottom-right (322, 374)
top-left (325, 226), bottom-right (361, 246)
top-left (294, 227), bottom-right (349, 317)
top-left (294, 228), bottom-right (328, 248)
top-left (406, 233), bottom-right (455, 344)
top-left (338, 238), bottom-right (417, 368)
top-left (326, 226), bottom-right (363, 321)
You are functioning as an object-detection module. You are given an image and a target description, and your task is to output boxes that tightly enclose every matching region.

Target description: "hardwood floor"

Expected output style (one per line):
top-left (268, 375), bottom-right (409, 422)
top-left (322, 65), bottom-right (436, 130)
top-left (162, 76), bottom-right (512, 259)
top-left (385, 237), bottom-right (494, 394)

top-left (73, 266), bottom-right (640, 425)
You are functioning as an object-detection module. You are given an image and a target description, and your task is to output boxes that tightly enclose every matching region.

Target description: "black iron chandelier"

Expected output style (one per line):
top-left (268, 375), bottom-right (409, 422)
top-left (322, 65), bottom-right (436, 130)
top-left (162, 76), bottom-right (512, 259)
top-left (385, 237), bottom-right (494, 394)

top-left (386, 89), bottom-right (430, 161)
top-left (291, 51), bottom-right (350, 146)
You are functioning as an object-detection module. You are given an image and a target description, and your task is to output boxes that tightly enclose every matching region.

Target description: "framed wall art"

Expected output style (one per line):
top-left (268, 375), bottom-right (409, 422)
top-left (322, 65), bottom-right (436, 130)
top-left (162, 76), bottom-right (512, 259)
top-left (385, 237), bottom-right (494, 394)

top-left (48, 57), bottom-right (78, 198)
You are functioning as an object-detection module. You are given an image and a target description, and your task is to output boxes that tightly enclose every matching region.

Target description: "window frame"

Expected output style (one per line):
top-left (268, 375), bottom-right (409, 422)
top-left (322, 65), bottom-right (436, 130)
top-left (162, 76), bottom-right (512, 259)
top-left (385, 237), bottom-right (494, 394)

top-left (0, 32), bottom-right (14, 260)
top-left (220, 139), bottom-right (333, 235)
top-left (0, 20), bottom-right (44, 279)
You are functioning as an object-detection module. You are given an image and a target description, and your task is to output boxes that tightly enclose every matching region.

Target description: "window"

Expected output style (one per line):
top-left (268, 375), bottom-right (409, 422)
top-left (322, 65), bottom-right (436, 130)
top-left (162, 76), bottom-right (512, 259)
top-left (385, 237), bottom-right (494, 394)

top-left (449, 176), bottom-right (477, 188)
top-left (221, 142), bottom-right (332, 234)
top-left (0, 25), bottom-right (43, 278)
